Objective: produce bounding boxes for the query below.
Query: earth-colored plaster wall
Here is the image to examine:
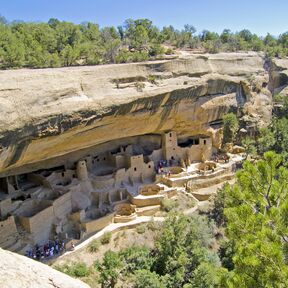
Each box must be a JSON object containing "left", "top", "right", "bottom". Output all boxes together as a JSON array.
[
  {"left": 0, "top": 216, "right": 17, "bottom": 247},
  {"left": 0, "top": 198, "right": 13, "bottom": 218},
  {"left": 177, "top": 137, "right": 212, "bottom": 163},
  {"left": 126, "top": 155, "right": 155, "bottom": 183},
  {"left": 81, "top": 212, "right": 114, "bottom": 234},
  {"left": 129, "top": 195, "right": 164, "bottom": 207},
  {"left": 53, "top": 192, "right": 72, "bottom": 220},
  {"left": 19, "top": 205, "right": 54, "bottom": 244},
  {"left": 136, "top": 205, "right": 161, "bottom": 216}
]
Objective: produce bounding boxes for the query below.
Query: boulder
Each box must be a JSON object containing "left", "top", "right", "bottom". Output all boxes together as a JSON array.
[
  {"left": 232, "top": 145, "right": 246, "bottom": 154},
  {"left": 222, "top": 143, "right": 233, "bottom": 153},
  {"left": 0, "top": 248, "right": 90, "bottom": 288}
]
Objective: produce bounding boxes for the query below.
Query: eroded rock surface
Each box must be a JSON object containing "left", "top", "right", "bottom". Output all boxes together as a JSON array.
[
  {"left": 269, "top": 57, "right": 288, "bottom": 96},
  {"left": 0, "top": 52, "right": 274, "bottom": 176},
  {"left": 0, "top": 248, "right": 90, "bottom": 288}
]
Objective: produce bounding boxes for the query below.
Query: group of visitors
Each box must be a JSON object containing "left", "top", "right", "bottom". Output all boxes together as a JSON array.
[
  {"left": 25, "top": 239, "right": 66, "bottom": 261},
  {"left": 156, "top": 159, "right": 176, "bottom": 175},
  {"left": 213, "top": 154, "right": 230, "bottom": 163}
]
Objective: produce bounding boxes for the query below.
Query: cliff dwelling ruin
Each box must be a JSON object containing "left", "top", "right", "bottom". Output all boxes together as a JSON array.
[
  {"left": 0, "top": 51, "right": 282, "bottom": 256},
  {"left": 0, "top": 131, "right": 241, "bottom": 253}
]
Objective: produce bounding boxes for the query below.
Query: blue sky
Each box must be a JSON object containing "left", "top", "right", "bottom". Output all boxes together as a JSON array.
[{"left": 1, "top": 0, "right": 288, "bottom": 36}]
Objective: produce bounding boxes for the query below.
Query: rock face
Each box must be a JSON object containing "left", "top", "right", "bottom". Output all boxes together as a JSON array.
[
  {"left": 269, "top": 57, "right": 288, "bottom": 96},
  {"left": 0, "top": 248, "right": 90, "bottom": 288},
  {"left": 0, "top": 52, "right": 273, "bottom": 176}
]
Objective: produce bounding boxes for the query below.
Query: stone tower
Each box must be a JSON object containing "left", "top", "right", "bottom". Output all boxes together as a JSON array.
[
  {"left": 76, "top": 160, "right": 88, "bottom": 181},
  {"left": 162, "top": 131, "right": 178, "bottom": 161}
]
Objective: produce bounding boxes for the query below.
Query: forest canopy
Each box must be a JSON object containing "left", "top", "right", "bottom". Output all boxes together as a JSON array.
[{"left": 0, "top": 16, "right": 287, "bottom": 69}]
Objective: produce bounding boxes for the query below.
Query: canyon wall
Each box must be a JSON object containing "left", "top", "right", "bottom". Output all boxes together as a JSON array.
[
  {"left": 269, "top": 57, "right": 288, "bottom": 96},
  {"left": 0, "top": 52, "right": 282, "bottom": 176}
]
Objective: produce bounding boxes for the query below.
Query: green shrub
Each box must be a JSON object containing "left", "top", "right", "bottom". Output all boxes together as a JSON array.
[
  {"left": 133, "top": 269, "right": 164, "bottom": 288},
  {"left": 87, "top": 239, "right": 100, "bottom": 253},
  {"left": 135, "top": 81, "right": 145, "bottom": 92},
  {"left": 96, "top": 250, "right": 122, "bottom": 287},
  {"left": 72, "top": 263, "right": 90, "bottom": 277},
  {"left": 147, "top": 220, "right": 158, "bottom": 231},
  {"left": 165, "top": 48, "right": 174, "bottom": 55},
  {"left": 120, "top": 246, "right": 152, "bottom": 273},
  {"left": 147, "top": 74, "right": 157, "bottom": 85},
  {"left": 149, "top": 43, "right": 165, "bottom": 57},
  {"left": 55, "top": 262, "right": 90, "bottom": 278},
  {"left": 131, "top": 51, "right": 149, "bottom": 62},
  {"left": 115, "top": 50, "right": 130, "bottom": 63},
  {"left": 100, "top": 231, "right": 112, "bottom": 244},
  {"left": 136, "top": 224, "right": 146, "bottom": 234},
  {"left": 223, "top": 112, "right": 239, "bottom": 144},
  {"left": 114, "top": 79, "right": 120, "bottom": 89},
  {"left": 241, "top": 137, "right": 257, "bottom": 156},
  {"left": 160, "top": 198, "right": 179, "bottom": 212},
  {"left": 115, "top": 50, "right": 149, "bottom": 64}
]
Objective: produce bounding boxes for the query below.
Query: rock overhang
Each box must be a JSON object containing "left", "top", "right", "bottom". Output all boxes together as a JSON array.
[{"left": 0, "top": 52, "right": 276, "bottom": 176}]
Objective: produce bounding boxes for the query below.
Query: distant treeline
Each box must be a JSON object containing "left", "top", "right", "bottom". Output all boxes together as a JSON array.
[{"left": 0, "top": 16, "right": 287, "bottom": 69}]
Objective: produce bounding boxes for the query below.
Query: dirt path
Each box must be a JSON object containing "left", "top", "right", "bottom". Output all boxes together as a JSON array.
[{"left": 64, "top": 216, "right": 164, "bottom": 255}]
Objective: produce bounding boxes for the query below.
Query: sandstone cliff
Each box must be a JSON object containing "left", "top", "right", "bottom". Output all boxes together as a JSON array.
[
  {"left": 0, "top": 248, "right": 90, "bottom": 288},
  {"left": 0, "top": 52, "right": 279, "bottom": 176},
  {"left": 269, "top": 57, "right": 288, "bottom": 96}
]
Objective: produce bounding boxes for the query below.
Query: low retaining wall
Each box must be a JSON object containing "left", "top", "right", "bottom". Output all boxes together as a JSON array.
[
  {"left": 161, "top": 188, "right": 177, "bottom": 198},
  {"left": 188, "top": 174, "right": 234, "bottom": 191},
  {"left": 191, "top": 193, "right": 212, "bottom": 201},
  {"left": 136, "top": 205, "right": 160, "bottom": 216},
  {"left": 114, "top": 213, "right": 137, "bottom": 223},
  {"left": 81, "top": 213, "right": 114, "bottom": 234},
  {"left": 129, "top": 194, "right": 164, "bottom": 207},
  {"left": 162, "top": 177, "right": 191, "bottom": 187}
]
